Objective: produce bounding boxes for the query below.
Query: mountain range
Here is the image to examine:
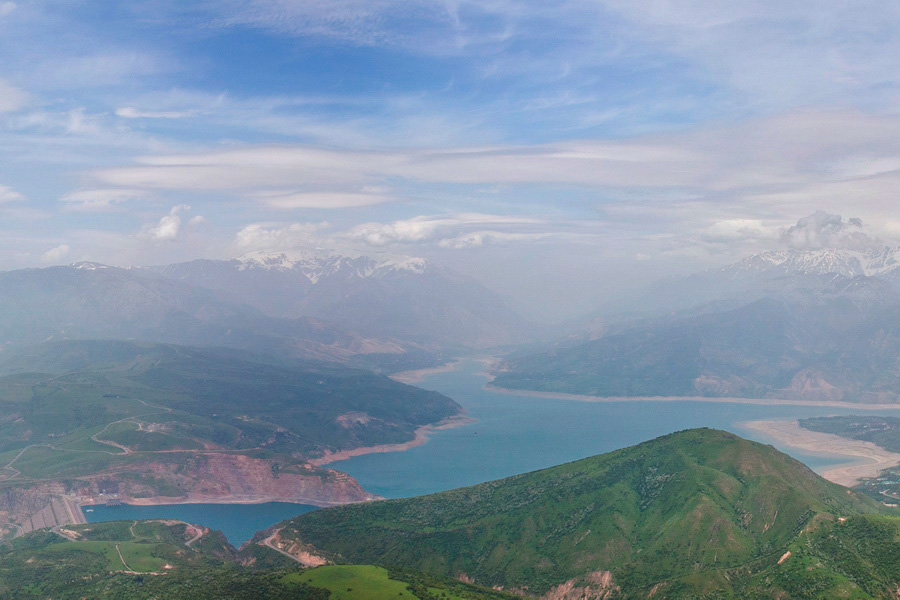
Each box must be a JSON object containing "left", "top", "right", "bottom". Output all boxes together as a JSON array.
[
  {"left": 0, "top": 248, "right": 529, "bottom": 368},
  {"left": 155, "top": 248, "right": 530, "bottom": 349},
  {"left": 496, "top": 247, "right": 900, "bottom": 402}
]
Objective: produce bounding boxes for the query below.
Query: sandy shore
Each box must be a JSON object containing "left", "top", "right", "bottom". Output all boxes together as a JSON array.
[
  {"left": 389, "top": 360, "right": 461, "bottom": 384},
  {"left": 307, "top": 414, "right": 476, "bottom": 467},
  {"left": 485, "top": 383, "right": 900, "bottom": 410},
  {"left": 741, "top": 419, "right": 900, "bottom": 486}
]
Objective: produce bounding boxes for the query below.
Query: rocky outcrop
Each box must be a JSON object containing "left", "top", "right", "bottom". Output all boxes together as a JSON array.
[
  {"left": 0, "top": 453, "right": 376, "bottom": 542},
  {"left": 542, "top": 571, "right": 619, "bottom": 600},
  {"left": 111, "top": 453, "right": 378, "bottom": 505}
]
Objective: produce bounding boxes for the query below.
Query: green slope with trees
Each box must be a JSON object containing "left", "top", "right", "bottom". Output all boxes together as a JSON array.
[
  {"left": 0, "top": 522, "right": 513, "bottom": 600},
  {"left": 269, "top": 428, "right": 898, "bottom": 599}
]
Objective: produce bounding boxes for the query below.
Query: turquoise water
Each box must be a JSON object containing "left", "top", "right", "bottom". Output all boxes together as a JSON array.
[
  {"left": 330, "top": 359, "right": 900, "bottom": 498},
  {"left": 84, "top": 502, "right": 317, "bottom": 547},
  {"left": 86, "top": 358, "right": 900, "bottom": 543}
]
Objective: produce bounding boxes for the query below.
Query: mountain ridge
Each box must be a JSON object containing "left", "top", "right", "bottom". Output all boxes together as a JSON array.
[{"left": 154, "top": 246, "right": 530, "bottom": 348}]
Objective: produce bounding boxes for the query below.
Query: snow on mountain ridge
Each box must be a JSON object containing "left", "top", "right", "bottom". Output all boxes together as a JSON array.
[
  {"left": 236, "top": 248, "right": 431, "bottom": 283},
  {"left": 720, "top": 247, "right": 900, "bottom": 278}
]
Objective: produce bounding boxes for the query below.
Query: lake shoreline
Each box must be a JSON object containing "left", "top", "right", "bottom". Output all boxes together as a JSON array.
[
  {"left": 484, "top": 383, "right": 900, "bottom": 410},
  {"left": 307, "top": 413, "right": 477, "bottom": 467},
  {"left": 740, "top": 419, "right": 900, "bottom": 486},
  {"left": 389, "top": 360, "right": 462, "bottom": 384},
  {"left": 103, "top": 495, "right": 359, "bottom": 509}
]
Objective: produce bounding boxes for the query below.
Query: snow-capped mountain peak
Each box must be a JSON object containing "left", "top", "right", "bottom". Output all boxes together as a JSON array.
[
  {"left": 235, "top": 248, "right": 431, "bottom": 283},
  {"left": 70, "top": 261, "right": 111, "bottom": 271},
  {"left": 720, "top": 247, "right": 900, "bottom": 279}
]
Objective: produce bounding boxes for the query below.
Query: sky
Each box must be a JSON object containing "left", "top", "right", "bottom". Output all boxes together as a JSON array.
[{"left": 3, "top": 1, "right": 900, "bottom": 317}]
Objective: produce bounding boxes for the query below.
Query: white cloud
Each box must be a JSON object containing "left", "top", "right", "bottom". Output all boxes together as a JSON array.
[
  {"left": 437, "top": 230, "right": 551, "bottom": 249},
  {"left": 700, "top": 219, "right": 774, "bottom": 244},
  {"left": 0, "top": 184, "right": 25, "bottom": 203},
  {"left": 89, "top": 109, "right": 900, "bottom": 206},
  {"left": 0, "top": 80, "right": 27, "bottom": 113},
  {"left": 41, "top": 244, "right": 70, "bottom": 263},
  {"left": 115, "top": 106, "right": 194, "bottom": 119},
  {"left": 347, "top": 218, "right": 440, "bottom": 246},
  {"left": 252, "top": 189, "right": 399, "bottom": 209},
  {"left": 0, "top": 2, "right": 15, "bottom": 17},
  {"left": 780, "top": 211, "right": 882, "bottom": 252},
  {"left": 345, "top": 213, "right": 556, "bottom": 248},
  {"left": 233, "top": 222, "right": 331, "bottom": 252},
  {"left": 229, "top": 213, "right": 558, "bottom": 253},
  {"left": 142, "top": 205, "right": 191, "bottom": 242},
  {"left": 59, "top": 188, "right": 149, "bottom": 212}
]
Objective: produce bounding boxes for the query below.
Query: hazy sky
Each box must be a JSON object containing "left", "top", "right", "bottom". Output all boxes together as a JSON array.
[{"left": 3, "top": 1, "right": 900, "bottom": 316}]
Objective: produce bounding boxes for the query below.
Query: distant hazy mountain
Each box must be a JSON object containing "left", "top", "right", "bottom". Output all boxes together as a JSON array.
[
  {"left": 0, "top": 262, "right": 404, "bottom": 362},
  {"left": 0, "top": 339, "right": 462, "bottom": 460},
  {"left": 264, "top": 429, "right": 893, "bottom": 599},
  {"left": 624, "top": 247, "right": 900, "bottom": 315},
  {"left": 498, "top": 248, "right": 900, "bottom": 402},
  {"left": 155, "top": 248, "right": 530, "bottom": 348}
]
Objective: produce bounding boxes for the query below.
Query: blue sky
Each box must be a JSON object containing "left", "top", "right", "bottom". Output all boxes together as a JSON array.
[{"left": 3, "top": 1, "right": 900, "bottom": 315}]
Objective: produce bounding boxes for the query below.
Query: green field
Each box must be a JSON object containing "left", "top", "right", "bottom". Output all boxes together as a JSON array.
[
  {"left": 283, "top": 565, "right": 510, "bottom": 600},
  {"left": 287, "top": 565, "right": 416, "bottom": 600}
]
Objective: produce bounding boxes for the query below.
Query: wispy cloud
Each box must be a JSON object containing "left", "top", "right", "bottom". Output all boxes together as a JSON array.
[
  {"left": 84, "top": 109, "right": 900, "bottom": 224},
  {"left": 0, "top": 184, "right": 25, "bottom": 203},
  {"left": 0, "top": 79, "right": 27, "bottom": 112},
  {"left": 230, "top": 213, "right": 579, "bottom": 254},
  {"left": 59, "top": 188, "right": 150, "bottom": 212},
  {"left": 251, "top": 188, "right": 399, "bottom": 209},
  {"left": 41, "top": 243, "right": 70, "bottom": 263},
  {"left": 115, "top": 107, "right": 194, "bottom": 119}
]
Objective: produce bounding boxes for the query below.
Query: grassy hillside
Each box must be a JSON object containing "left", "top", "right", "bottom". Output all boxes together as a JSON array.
[
  {"left": 0, "top": 341, "right": 461, "bottom": 532},
  {"left": 0, "top": 524, "right": 514, "bottom": 600},
  {"left": 0, "top": 340, "right": 461, "bottom": 468},
  {"left": 269, "top": 428, "right": 896, "bottom": 598}
]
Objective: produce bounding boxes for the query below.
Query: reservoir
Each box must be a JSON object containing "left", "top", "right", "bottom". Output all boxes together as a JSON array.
[
  {"left": 84, "top": 502, "right": 318, "bottom": 547},
  {"left": 330, "top": 359, "right": 900, "bottom": 498},
  {"left": 88, "top": 358, "right": 900, "bottom": 543}
]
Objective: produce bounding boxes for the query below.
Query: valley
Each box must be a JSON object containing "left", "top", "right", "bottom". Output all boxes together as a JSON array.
[{"left": 8, "top": 3, "right": 900, "bottom": 595}]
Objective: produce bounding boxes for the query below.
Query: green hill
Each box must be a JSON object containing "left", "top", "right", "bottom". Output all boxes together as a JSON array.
[
  {"left": 0, "top": 340, "right": 462, "bottom": 534},
  {"left": 0, "top": 340, "right": 460, "bottom": 466},
  {"left": 0, "top": 523, "right": 514, "bottom": 600},
  {"left": 263, "top": 428, "right": 897, "bottom": 599}
]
